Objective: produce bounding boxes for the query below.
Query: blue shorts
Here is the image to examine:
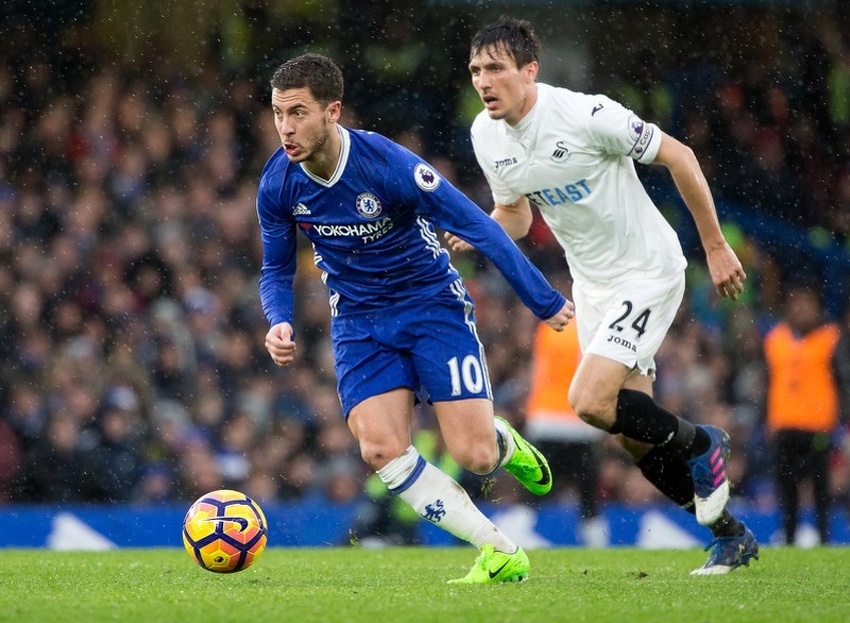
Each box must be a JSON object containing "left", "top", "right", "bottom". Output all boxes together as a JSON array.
[{"left": 332, "top": 280, "right": 493, "bottom": 418}]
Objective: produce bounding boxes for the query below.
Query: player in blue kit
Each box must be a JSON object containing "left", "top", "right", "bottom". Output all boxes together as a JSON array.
[{"left": 256, "top": 53, "right": 574, "bottom": 583}]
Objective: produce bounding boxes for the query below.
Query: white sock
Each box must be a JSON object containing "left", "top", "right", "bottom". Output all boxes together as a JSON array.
[
  {"left": 493, "top": 418, "right": 516, "bottom": 469},
  {"left": 377, "top": 446, "right": 516, "bottom": 552}
]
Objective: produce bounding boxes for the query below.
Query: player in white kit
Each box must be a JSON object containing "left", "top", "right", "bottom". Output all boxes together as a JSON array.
[{"left": 448, "top": 17, "right": 759, "bottom": 574}]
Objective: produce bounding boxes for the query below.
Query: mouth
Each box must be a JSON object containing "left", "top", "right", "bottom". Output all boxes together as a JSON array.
[
  {"left": 283, "top": 142, "right": 300, "bottom": 157},
  {"left": 482, "top": 94, "right": 498, "bottom": 109}
]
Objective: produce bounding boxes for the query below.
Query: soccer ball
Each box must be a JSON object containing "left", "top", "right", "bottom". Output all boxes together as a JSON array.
[{"left": 182, "top": 489, "right": 268, "bottom": 573}]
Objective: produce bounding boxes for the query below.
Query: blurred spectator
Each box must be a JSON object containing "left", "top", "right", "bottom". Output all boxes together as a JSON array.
[
  {"left": 176, "top": 436, "right": 226, "bottom": 502},
  {"left": 0, "top": 418, "right": 21, "bottom": 503},
  {"left": 4, "top": 376, "right": 49, "bottom": 453},
  {"left": 214, "top": 411, "right": 257, "bottom": 489},
  {"left": 85, "top": 385, "right": 148, "bottom": 502},
  {"left": 13, "top": 414, "right": 96, "bottom": 503},
  {"left": 763, "top": 281, "right": 841, "bottom": 545}
]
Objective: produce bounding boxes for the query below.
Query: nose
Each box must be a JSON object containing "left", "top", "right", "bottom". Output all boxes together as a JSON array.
[
  {"left": 277, "top": 116, "right": 294, "bottom": 137},
  {"left": 475, "top": 71, "right": 492, "bottom": 90}
]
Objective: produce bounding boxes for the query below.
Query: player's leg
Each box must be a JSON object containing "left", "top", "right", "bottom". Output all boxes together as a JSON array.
[
  {"left": 570, "top": 274, "right": 731, "bottom": 525},
  {"left": 335, "top": 306, "right": 520, "bottom": 579},
  {"left": 404, "top": 283, "right": 539, "bottom": 582},
  {"left": 569, "top": 353, "right": 757, "bottom": 568},
  {"left": 432, "top": 398, "right": 530, "bottom": 583},
  {"left": 405, "top": 279, "right": 551, "bottom": 497},
  {"left": 347, "top": 388, "right": 524, "bottom": 581},
  {"left": 568, "top": 353, "right": 711, "bottom": 466},
  {"left": 434, "top": 396, "right": 548, "bottom": 497},
  {"left": 431, "top": 397, "right": 500, "bottom": 475},
  {"left": 347, "top": 387, "right": 414, "bottom": 472},
  {"left": 627, "top": 439, "right": 759, "bottom": 573},
  {"left": 611, "top": 373, "right": 759, "bottom": 574},
  {"left": 348, "top": 389, "right": 498, "bottom": 543}
]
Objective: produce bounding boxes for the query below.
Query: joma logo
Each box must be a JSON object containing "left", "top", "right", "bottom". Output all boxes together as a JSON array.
[{"left": 607, "top": 335, "right": 637, "bottom": 352}]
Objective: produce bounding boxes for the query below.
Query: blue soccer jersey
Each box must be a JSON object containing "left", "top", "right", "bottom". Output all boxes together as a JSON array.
[{"left": 256, "top": 126, "right": 565, "bottom": 326}]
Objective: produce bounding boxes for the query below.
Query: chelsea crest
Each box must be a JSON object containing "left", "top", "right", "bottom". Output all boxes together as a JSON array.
[{"left": 355, "top": 192, "right": 382, "bottom": 219}]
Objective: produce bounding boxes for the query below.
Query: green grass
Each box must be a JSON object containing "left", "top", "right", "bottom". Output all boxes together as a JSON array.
[{"left": 1, "top": 547, "right": 848, "bottom": 623}]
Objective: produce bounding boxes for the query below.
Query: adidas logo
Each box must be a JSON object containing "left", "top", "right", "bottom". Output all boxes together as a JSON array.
[{"left": 292, "top": 203, "right": 311, "bottom": 216}]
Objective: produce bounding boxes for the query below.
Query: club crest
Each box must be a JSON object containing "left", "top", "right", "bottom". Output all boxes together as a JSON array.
[
  {"left": 355, "top": 192, "right": 382, "bottom": 218},
  {"left": 550, "top": 140, "right": 570, "bottom": 163}
]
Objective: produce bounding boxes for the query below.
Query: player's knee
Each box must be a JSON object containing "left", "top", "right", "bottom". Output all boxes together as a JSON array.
[
  {"left": 452, "top": 443, "right": 499, "bottom": 475},
  {"left": 358, "top": 440, "right": 408, "bottom": 472},
  {"left": 576, "top": 408, "right": 611, "bottom": 431},
  {"left": 570, "top": 388, "right": 616, "bottom": 431}
]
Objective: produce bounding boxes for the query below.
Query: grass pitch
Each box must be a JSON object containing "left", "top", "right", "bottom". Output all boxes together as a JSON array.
[{"left": 1, "top": 547, "right": 848, "bottom": 623}]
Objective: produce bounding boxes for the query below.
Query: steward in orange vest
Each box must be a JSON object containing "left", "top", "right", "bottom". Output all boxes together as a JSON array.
[
  {"left": 763, "top": 283, "right": 840, "bottom": 545},
  {"left": 764, "top": 322, "right": 840, "bottom": 434}
]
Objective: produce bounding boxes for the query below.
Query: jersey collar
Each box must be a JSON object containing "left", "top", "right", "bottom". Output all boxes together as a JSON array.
[{"left": 300, "top": 125, "right": 350, "bottom": 187}]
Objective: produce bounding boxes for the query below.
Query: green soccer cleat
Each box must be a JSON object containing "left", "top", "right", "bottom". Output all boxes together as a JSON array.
[
  {"left": 496, "top": 416, "right": 552, "bottom": 496},
  {"left": 448, "top": 544, "right": 529, "bottom": 584}
]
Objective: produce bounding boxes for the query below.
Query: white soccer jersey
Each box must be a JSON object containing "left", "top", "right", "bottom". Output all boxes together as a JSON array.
[{"left": 471, "top": 83, "right": 687, "bottom": 288}]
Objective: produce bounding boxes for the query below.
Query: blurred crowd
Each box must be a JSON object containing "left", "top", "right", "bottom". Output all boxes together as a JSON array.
[{"left": 1, "top": 2, "right": 850, "bottom": 537}]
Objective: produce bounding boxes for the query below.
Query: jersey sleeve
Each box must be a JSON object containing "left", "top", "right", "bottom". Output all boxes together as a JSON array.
[
  {"left": 584, "top": 95, "right": 662, "bottom": 165},
  {"left": 396, "top": 148, "right": 566, "bottom": 320},
  {"left": 256, "top": 172, "right": 297, "bottom": 328}
]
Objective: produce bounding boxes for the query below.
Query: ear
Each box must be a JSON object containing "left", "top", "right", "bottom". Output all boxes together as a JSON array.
[
  {"left": 524, "top": 61, "right": 539, "bottom": 84},
  {"left": 326, "top": 100, "right": 342, "bottom": 123}
]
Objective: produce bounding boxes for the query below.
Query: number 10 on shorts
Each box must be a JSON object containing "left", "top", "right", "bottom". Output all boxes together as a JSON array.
[{"left": 447, "top": 355, "right": 485, "bottom": 396}]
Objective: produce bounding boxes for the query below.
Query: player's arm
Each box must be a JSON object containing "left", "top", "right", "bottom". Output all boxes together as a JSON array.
[
  {"left": 448, "top": 197, "right": 574, "bottom": 329},
  {"left": 444, "top": 196, "right": 533, "bottom": 252},
  {"left": 256, "top": 177, "right": 299, "bottom": 362},
  {"left": 445, "top": 125, "right": 532, "bottom": 251},
  {"left": 258, "top": 235, "right": 299, "bottom": 365},
  {"left": 492, "top": 196, "right": 534, "bottom": 239},
  {"left": 653, "top": 131, "right": 746, "bottom": 300},
  {"left": 413, "top": 165, "right": 571, "bottom": 325}
]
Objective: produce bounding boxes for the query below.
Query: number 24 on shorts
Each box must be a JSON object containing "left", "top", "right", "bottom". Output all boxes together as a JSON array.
[{"left": 609, "top": 299, "right": 651, "bottom": 337}]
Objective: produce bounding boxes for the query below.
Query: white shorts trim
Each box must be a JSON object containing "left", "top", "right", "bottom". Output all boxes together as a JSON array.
[{"left": 574, "top": 272, "right": 686, "bottom": 375}]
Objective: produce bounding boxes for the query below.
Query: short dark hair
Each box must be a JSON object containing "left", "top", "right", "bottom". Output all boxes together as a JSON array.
[
  {"left": 270, "top": 53, "right": 344, "bottom": 107},
  {"left": 470, "top": 16, "right": 540, "bottom": 68}
]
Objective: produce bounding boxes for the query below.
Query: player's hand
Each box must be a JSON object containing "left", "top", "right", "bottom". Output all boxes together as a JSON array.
[
  {"left": 265, "top": 322, "right": 296, "bottom": 366},
  {"left": 444, "top": 231, "right": 474, "bottom": 253},
  {"left": 543, "top": 299, "right": 575, "bottom": 332},
  {"left": 706, "top": 241, "right": 747, "bottom": 301}
]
